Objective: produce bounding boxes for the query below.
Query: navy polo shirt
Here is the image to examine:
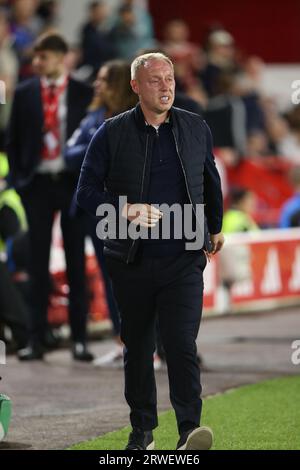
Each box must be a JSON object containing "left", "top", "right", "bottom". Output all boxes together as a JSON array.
[{"left": 141, "top": 121, "right": 193, "bottom": 257}]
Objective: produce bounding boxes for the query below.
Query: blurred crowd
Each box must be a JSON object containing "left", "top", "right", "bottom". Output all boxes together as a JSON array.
[
  {"left": 0, "top": 0, "right": 299, "bottom": 360},
  {"left": 1, "top": 0, "right": 300, "bottom": 164}
]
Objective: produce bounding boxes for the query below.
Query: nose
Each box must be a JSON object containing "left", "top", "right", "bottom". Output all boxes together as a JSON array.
[
  {"left": 32, "top": 56, "right": 40, "bottom": 67},
  {"left": 160, "top": 79, "right": 169, "bottom": 91}
]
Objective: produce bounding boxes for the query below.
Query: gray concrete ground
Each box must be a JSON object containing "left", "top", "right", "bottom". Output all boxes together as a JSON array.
[{"left": 0, "top": 307, "right": 299, "bottom": 450}]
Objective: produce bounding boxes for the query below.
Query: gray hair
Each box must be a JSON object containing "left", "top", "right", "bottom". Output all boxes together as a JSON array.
[{"left": 131, "top": 53, "right": 174, "bottom": 80}]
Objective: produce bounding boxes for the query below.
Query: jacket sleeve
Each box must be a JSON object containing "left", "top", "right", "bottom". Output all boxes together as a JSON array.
[
  {"left": 203, "top": 122, "right": 223, "bottom": 234},
  {"left": 6, "top": 87, "right": 20, "bottom": 186},
  {"left": 279, "top": 201, "right": 294, "bottom": 228},
  {"left": 76, "top": 122, "right": 122, "bottom": 219},
  {"left": 64, "top": 116, "right": 92, "bottom": 172}
]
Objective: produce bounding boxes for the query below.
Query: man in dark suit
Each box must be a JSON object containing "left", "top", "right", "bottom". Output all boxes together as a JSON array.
[
  {"left": 77, "top": 53, "right": 224, "bottom": 450},
  {"left": 7, "top": 32, "right": 94, "bottom": 361}
]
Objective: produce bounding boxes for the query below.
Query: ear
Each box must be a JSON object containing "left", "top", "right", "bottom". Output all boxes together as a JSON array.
[{"left": 130, "top": 79, "right": 139, "bottom": 95}]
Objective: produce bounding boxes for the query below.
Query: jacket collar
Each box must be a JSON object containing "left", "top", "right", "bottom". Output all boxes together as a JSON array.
[{"left": 133, "top": 102, "right": 174, "bottom": 132}]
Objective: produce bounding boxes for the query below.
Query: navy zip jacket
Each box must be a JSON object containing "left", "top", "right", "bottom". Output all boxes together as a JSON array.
[{"left": 77, "top": 104, "right": 223, "bottom": 263}]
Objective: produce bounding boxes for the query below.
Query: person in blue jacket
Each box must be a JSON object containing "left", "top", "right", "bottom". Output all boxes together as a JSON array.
[
  {"left": 65, "top": 60, "right": 138, "bottom": 366},
  {"left": 279, "top": 166, "right": 300, "bottom": 228}
]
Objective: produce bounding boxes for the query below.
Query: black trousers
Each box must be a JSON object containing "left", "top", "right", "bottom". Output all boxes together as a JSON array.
[
  {"left": 105, "top": 249, "right": 207, "bottom": 432},
  {"left": 20, "top": 172, "right": 88, "bottom": 344}
]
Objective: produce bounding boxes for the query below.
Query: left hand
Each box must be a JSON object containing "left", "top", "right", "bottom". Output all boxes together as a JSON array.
[{"left": 210, "top": 232, "right": 225, "bottom": 255}]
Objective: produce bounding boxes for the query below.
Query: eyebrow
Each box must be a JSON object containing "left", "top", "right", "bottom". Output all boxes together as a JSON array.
[{"left": 149, "top": 74, "right": 174, "bottom": 79}]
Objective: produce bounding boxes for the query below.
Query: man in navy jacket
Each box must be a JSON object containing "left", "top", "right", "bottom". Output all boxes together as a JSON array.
[
  {"left": 7, "top": 33, "right": 94, "bottom": 362},
  {"left": 77, "top": 53, "right": 224, "bottom": 450}
]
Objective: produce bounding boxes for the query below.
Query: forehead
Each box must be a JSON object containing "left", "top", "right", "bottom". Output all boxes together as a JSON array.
[
  {"left": 140, "top": 59, "right": 174, "bottom": 77},
  {"left": 98, "top": 65, "right": 108, "bottom": 76},
  {"left": 34, "top": 50, "right": 61, "bottom": 58}
]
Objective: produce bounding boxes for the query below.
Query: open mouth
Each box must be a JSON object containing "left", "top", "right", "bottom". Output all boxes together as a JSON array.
[{"left": 160, "top": 96, "right": 171, "bottom": 104}]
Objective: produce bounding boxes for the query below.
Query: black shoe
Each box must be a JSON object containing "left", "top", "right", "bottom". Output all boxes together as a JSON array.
[
  {"left": 42, "top": 328, "right": 61, "bottom": 351},
  {"left": 176, "top": 426, "right": 213, "bottom": 450},
  {"left": 17, "top": 344, "right": 44, "bottom": 361},
  {"left": 72, "top": 343, "right": 94, "bottom": 362},
  {"left": 125, "top": 428, "right": 155, "bottom": 450}
]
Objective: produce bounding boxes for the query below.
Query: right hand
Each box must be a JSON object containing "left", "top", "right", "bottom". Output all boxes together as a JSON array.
[{"left": 122, "top": 203, "right": 163, "bottom": 228}]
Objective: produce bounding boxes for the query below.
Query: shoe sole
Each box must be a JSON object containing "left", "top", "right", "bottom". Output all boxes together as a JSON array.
[
  {"left": 18, "top": 354, "right": 44, "bottom": 361},
  {"left": 146, "top": 440, "right": 155, "bottom": 450},
  {"left": 177, "top": 427, "right": 213, "bottom": 450}
]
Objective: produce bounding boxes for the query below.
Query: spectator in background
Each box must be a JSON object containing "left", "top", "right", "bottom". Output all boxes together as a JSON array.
[
  {"left": 204, "top": 71, "right": 247, "bottom": 156},
  {"left": 201, "top": 29, "right": 237, "bottom": 97},
  {"left": 107, "top": 0, "right": 155, "bottom": 52},
  {"left": 108, "top": 4, "right": 139, "bottom": 60},
  {"left": 65, "top": 60, "right": 138, "bottom": 171},
  {"left": 7, "top": 32, "right": 94, "bottom": 362},
  {"left": 0, "top": 153, "right": 27, "bottom": 261},
  {"left": 245, "top": 130, "right": 270, "bottom": 158},
  {"left": 10, "top": 0, "right": 43, "bottom": 80},
  {"left": 220, "top": 187, "right": 258, "bottom": 314},
  {"left": 0, "top": 151, "right": 29, "bottom": 351},
  {"left": 236, "top": 56, "right": 266, "bottom": 136},
  {"left": 80, "top": 1, "right": 116, "bottom": 81},
  {"left": 120, "top": 0, "right": 154, "bottom": 50},
  {"left": 276, "top": 106, "right": 300, "bottom": 164},
  {"left": 263, "top": 97, "right": 290, "bottom": 156},
  {"left": 222, "top": 187, "right": 259, "bottom": 233},
  {"left": 162, "top": 19, "right": 206, "bottom": 106},
  {"left": 36, "top": 0, "right": 59, "bottom": 30},
  {"left": 0, "top": 0, "right": 9, "bottom": 12},
  {"left": 232, "top": 56, "right": 270, "bottom": 158},
  {"left": 0, "top": 8, "right": 18, "bottom": 148},
  {"left": 279, "top": 166, "right": 300, "bottom": 228},
  {"left": 0, "top": 260, "right": 29, "bottom": 350},
  {"left": 237, "top": 56, "right": 264, "bottom": 95}
]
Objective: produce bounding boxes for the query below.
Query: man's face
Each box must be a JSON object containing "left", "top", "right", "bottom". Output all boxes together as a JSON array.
[
  {"left": 32, "top": 50, "right": 65, "bottom": 78},
  {"left": 91, "top": 4, "right": 107, "bottom": 25},
  {"left": 131, "top": 59, "right": 175, "bottom": 115}
]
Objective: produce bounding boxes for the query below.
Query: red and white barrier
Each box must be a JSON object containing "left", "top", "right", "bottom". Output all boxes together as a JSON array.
[{"left": 204, "top": 228, "right": 300, "bottom": 315}]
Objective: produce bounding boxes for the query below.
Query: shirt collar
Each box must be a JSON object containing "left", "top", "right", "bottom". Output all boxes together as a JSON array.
[
  {"left": 134, "top": 103, "right": 173, "bottom": 132},
  {"left": 145, "top": 114, "right": 171, "bottom": 128},
  {"left": 41, "top": 74, "right": 68, "bottom": 89}
]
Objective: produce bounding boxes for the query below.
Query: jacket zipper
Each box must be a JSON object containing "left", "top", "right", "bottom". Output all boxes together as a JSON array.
[
  {"left": 155, "top": 127, "right": 162, "bottom": 162},
  {"left": 126, "top": 133, "right": 150, "bottom": 263},
  {"left": 171, "top": 128, "right": 209, "bottom": 254}
]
